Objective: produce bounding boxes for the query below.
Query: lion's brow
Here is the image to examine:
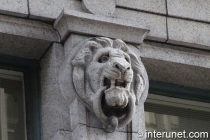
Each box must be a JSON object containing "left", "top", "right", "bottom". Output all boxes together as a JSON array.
[{"left": 111, "top": 50, "right": 124, "bottom": 57}]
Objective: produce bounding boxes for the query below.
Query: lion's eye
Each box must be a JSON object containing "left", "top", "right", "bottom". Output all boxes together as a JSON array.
[{"left": 98, "top": 54, "right": 109, "bottom": 63}]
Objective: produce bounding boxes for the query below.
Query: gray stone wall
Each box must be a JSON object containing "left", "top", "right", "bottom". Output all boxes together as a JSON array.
[
  {"left": 1, "top": 0, "right": 210, "bottom": 56},
  {"left": 0, "top": 0, "right": 210, "bottom": 140}
]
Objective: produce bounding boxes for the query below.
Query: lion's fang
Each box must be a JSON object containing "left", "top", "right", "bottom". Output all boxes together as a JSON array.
[{"left": 111, "top": 79, "right": 115, "bottom": 87}]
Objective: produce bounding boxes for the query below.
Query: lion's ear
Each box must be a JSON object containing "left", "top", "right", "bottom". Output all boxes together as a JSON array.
[
  {"left": 72, "top": 41, "right": 98, "bottom": 66},
  {"left": 134, "top": 74, "right": 146, "bottom": 105}
]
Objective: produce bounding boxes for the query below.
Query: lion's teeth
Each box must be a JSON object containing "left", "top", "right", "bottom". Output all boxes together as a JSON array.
[
  {"left": 111, "top": 79, "right": 115, "bottom": 87},
  {"left": 125, "top": 82, "right": 128, "bottom": 88}
]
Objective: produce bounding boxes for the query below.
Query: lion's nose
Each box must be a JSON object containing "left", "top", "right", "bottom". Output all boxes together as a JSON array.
[{"left": 113, "top": 61, "right": 130, "bottom": 73}]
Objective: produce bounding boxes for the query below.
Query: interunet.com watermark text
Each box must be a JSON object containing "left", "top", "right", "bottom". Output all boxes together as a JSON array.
[{"left": 137, "top": 130, "right": 209, "bottom": 139}]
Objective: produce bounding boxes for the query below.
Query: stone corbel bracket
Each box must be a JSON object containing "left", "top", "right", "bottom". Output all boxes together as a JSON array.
[{"left": 54, "top": 10, "right": 150, "bottom": 45}]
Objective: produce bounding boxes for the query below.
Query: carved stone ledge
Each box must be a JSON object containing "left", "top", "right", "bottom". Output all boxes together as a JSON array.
[
  {"left": 0, "top": 15, "right": 60, "bottom": 59},
  {"left": 54, "top": 10, "right": 150, "bottom": 44}
]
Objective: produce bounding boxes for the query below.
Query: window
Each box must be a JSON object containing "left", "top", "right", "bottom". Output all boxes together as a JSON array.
[
  {"left": 0, "top": 55, "right": 41, "bottom": 140},
  {"left": 0, "top": 69, "right": 26, "bottom": 140},
  {"left": 145, "top": 94, "right": 210, "bottom": 140}
]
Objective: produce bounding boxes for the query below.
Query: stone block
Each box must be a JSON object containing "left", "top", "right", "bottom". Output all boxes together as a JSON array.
[
  {"left": 132, "top": 103, "right": 146, "bottom": 133},
  {"left": 142, "top": 58, "right": 210, "bottom": 90},
  {"left": 51, "top": 102, "right": 144, "bottom": 139},
  {"left": 0, "top": 15, "right": 59, "bottom": 42},
  {"left": 40, "top": 43, "right": 64, "bottom": 88},
  {"left": 141, "top": 41, "right": 210, "bottom": 68},
  {"left": 40, "top": 66, "right": 61, "bottom": 86},
  {"left": 167, "top": 17, "right": 210, "bottom": 50},
  {"left": 132, "top": 132, "right": 145, "bottom": 140},
  {"left": 0, "top": 15, "right": 59, "bottom": 59},
  {"left": 42, "top": 101, "right": 70, "bottom": 140},
  {"left": 29, "top": 0, "right": 84, "bottom": 21},
  {"left": 59, "top": 35, "right": 86, "bottom": 105},
  {"left": 116, "top": 0, "right": 166, "bottom": 14},
  {"left": 0, "top": 33, "right": 51, "bottom": 59},
  {"left": 51, "top": 130, "right": 72, "bottom": 140},
  {"left": 88, "top": 127, "right": 127, "bottom": 140},
  {"left": 54, "top": 10, "right": 150, "bottom": 44},
  {"left": 40, "top": 43, "right": 64, "bottom": 101},
  {"left": 40, "top": 43, "right": 64, "bottom": 69},
  {"left": 141, "top": 41, "right": 210, "bottom": 90},
  {"left": 167, "top": 0, "right": 210, "bottom": 22},
  {"left": 0, "top": 0, "right": 28, "bottom": 17},
  {"left": 86, "top": 111, "right": 128, "bottom": 132},
  {"left": 86, "top": 111, "right": 103, "bottom": 129},
  {"left": 82, "top": 0, "right": 116, "bottom": 16},
  {"left": 69, "top": 99, "right": 81, "bottom": 131},
  {"left": 40, "top": 43, "right": 71, "bottom": 140},
  {"left": 71, "top": 124, "right": 88, "bottom": 140},
  {"left": 64, "top": 34, "right": 89, "bottom": 57},
  {"left": 114, "top": 8, "right": 167, "bottom": 42}
]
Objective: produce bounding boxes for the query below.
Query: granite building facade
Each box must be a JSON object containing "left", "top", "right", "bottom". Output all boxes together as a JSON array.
[{"left": 0, "top": 0, "right": 209, "bottom": 140}]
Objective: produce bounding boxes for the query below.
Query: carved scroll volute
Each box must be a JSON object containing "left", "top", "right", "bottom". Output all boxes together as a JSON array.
[{"left": 59, "top": 37, "right": 149, "bottom": 132}]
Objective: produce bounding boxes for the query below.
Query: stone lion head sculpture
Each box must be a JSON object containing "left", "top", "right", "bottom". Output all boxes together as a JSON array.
[{"left": 59, "top": 37, "right": 148, "bottom": 132}]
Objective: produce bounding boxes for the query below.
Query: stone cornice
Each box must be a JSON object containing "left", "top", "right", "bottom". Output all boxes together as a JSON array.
[
  {"left": 54, "top": 10, "right": 150, "bottom": 44},
  {"left": 0, "top": 15, "right": 59, "bottom": 42},
  {"left": 0, "top": 15, "right": 60, "bottom": 59}
]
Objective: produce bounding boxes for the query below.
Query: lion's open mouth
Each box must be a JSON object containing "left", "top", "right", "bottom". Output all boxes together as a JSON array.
[
  {"left": 101, "top": 93, "right": 129, "bottom": 118},
  {"left": 103, "top": 77, "right": 128, "bottom": 89},
  {"left": 102, "top": 77, "right": 129, "bottom": 118}
]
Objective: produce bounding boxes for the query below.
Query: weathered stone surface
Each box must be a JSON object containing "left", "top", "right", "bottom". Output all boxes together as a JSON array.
[
  {"left": 40, "top": 44, "right": 64, "bottom": 69},
  {"left": 167, "top": 17, "right": 210, "bottom": 50},
  {"left": 40, "top": 43, "right": 71, "bottom": 140},
  {"left": 141, "top": 41, "right": 210, "bottom": 90},
  {"left": 114, "top": 8, "right": 167, "bottom": 42},
  {"left": 143, "top": 58, "right": 210, "bottom": 90},
  {"left": 54, "top": 10, "right": 150, "bottom": 44},
  {"left": 0, "top": 15, "right": 59, "bottom": 59},
  {"left": 116, "top": 0, "right": 166, "bottom": 14},
  {"left": 71, "top": 124, "right": 88, "bottom": 140},
  {"left": 0, "top": 33, "right": 50, "bottom": 59},
  {"left": 132, "top": 132, "right": 144, "bottom": 140},
  {"left": 86, "top": 102, "right": 128, "bottom": 132},
  {"left": 52, "top": 124, "right": 129, "bottom": 140},
  {"left": 82, "top": 0, "right": 116, "bottom": 16},
  {"left": 167, "top": 0, "right": 210, "bottom": 22},
  {"left": 64, "top": 34, "right": 89, "bottom": 57},
  {"left": 51, "top": 130, "right": 72, "bottom": 140},
  {"left": 87, "top": 126, "right": 127, "bottom": 140},
  {"left": 0, "top": 15, "right": 59, "bottom": 42},
  {"left": 69, "top": 99, "right": 80, "bottom": 131},
  {"left": 0, "top": 0, "right": 28, "bottom": 17},
  {"left": 29, "top": 0, "right": 84, "bottom": 21},
  {"left": 141, "top": 41, "right": 210, "bottom": 68},
  {"left": 132, "top": 103, "right": 146, "bottom": 133},
  {"left": 51, "top": 122, "right": 136, "bottom": 139}
]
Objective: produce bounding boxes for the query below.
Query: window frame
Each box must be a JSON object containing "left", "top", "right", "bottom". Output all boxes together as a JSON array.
[
  {"left": 149, "top": 80, "right": 210, "bottom": 103},
  {"left": 146, "top": 82, "right": 210, "bottom": 138},
  {"left": 0, "top": 54, "right": 41, "bottom": 140}
]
